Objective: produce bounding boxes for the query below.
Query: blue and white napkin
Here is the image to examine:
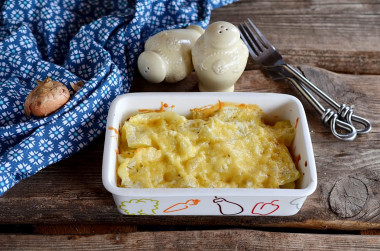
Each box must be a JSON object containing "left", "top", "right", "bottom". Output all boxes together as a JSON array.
[{"left": 0, "top": 0, "right": 236, "bottom": 195}]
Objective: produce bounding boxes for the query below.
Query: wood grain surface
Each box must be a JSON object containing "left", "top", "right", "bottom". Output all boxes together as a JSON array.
[
  {"left": 2, "top": 229, "right": 380, "bottom": 250},
  {"left": 210, "top": 0, "right": 380, "bottom": 75},
  {"left": 1, "top": 0, "right": 380, "bottom": 249},
  {"left": 1, "top": 67, "right": 378, "bottom": 231}
]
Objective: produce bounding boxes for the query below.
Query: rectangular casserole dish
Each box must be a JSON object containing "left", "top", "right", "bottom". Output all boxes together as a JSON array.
[{"left": 102, "top": 92, "right": 317, "bottom": 216}]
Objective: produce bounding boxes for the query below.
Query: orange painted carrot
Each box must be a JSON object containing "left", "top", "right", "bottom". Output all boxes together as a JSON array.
[{"left": 163, "top": 199, "right": 201, "bottom": 213}]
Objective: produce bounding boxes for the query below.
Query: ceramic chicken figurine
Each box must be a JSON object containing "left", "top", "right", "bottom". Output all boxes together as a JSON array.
[
  {"left": 138, "top": 25, "right": 204, "bottom": 83},
  {"left": 192, "top": 21, "right": 249, "bottom": 92}
]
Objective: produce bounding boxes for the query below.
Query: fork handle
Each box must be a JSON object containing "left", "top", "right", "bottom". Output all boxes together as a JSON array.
[
  {"left": 282, "top": 64, "right": 371, "bottom": 135},
  {"left": 285, "top": 77, "right": 357, "bottom": 141}
]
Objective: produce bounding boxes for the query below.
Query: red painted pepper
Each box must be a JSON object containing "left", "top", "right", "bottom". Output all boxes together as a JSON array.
[{"left": 251, "top": 200, "right": 280, "bottom": 215}]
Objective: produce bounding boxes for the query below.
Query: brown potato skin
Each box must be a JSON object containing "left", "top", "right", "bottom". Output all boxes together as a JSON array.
[{"left": 24, "top": 78, "right": 70, "bottom": 117}]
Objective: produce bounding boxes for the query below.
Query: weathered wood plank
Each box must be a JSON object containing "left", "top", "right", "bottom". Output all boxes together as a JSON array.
[
  {"left": 1, "top": 229, "right": 380, "bottom": 250},
  {"left": 0, "top": 67, "right": 378, "bottom": 230},
  {"left": 1, "top": 0, "right": 379, "bottom": 232},
  {"left": 361, "top": 230, "right": 380, "bottom": 235},
  {"left": 33, "top": 224, "right": 137, "bottom": 235},
  {"left": 210, "top": 0, "right": 380, "bottom": 74}
]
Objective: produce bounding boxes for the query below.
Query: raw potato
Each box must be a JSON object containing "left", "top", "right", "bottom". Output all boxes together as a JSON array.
[
  {"left": 70, "top": 80, "right": 84, "bottom": 92},
  {"left": 24, "top": 77, "right": 70, "bottom": 118}
]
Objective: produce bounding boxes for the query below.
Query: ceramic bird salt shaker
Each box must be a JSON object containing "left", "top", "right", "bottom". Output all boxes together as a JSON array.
[
  {"left": 192, "top": 21, "right": 249, "bottom": 92},
  {"left": 138, "top": 25, "right": 204, "bottom": 83}
]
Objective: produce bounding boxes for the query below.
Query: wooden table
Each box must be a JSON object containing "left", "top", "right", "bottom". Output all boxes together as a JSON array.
[{"left": 1, "top": 0, "right": 380, "bottom": 249}]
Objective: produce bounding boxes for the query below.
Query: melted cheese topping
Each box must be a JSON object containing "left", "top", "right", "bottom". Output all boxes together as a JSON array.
[{"left": 117, "top": 102, "right": 299, "bottom": 189}]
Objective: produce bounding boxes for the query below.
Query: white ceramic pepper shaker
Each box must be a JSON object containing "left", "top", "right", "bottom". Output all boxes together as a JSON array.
[
  {"left": 192, "top": 21, "right": 248, "bottom": 92},
  {"left": 138, "top": 25, "right": 204, "bottom": 84}
]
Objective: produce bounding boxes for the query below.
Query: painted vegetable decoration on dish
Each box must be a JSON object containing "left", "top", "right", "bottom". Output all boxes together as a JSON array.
[
  {"left": 251, "top": 200, "right": 280, "bottom": 215},
  {"left": 24, "top": 77, "right": 70, "bottom": 118},
  {"left": 163, "top": 199, "right": 201, "bottom": 213},
  {"left": 138, "top": 25, "right": 204, "bottom": 83},
  {"left": 213, "top": 196, "right": 244, "bottom": 215}
]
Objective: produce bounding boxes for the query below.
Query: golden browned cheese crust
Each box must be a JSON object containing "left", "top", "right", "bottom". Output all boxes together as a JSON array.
[{"left": 117, "top": 102, "right": 299, "bottom": 189}]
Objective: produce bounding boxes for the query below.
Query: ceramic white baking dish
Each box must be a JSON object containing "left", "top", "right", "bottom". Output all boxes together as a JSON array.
[{"left": 102, "top": 92, "right": 317, "bottom": 216}]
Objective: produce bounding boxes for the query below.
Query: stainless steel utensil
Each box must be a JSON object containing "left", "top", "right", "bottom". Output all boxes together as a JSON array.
[{"left": 238, "top": 18, "right": 371, "bottom": 141}]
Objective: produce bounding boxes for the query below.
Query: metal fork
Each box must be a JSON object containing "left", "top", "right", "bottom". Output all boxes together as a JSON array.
[{"left": 239, "top": 18, "right": 371, "bottom": 141}]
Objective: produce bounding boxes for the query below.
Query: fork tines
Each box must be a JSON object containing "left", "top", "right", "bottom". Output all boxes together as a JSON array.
[{"left": 238, "top": 18, "right": 272, "bottom": 58}]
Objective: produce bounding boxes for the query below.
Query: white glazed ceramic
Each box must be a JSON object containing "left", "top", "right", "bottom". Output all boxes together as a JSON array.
[
  {"left": 138, "top": 25, "right": 204, "bottom": 83},
  {"left": 192, "top": 21, "right": 249, "bottom": 92},
  {"left": 102, "top": 92, "right": 317, "bottom": 216}
]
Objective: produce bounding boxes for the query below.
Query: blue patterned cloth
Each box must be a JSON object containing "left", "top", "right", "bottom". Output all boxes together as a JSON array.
[{"left": 0, "top": 0, "right": 236, "bottom": 195}]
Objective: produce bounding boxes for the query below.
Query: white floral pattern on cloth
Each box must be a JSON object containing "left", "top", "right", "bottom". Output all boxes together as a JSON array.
[{"left": 0, "top": 0, "right": 236, "bottom": 195}]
